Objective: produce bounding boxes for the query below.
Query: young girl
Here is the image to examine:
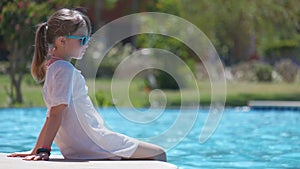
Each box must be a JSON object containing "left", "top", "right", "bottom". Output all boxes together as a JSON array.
[{"left": 8, "top": 8, "right": 166, "bottom": 162}]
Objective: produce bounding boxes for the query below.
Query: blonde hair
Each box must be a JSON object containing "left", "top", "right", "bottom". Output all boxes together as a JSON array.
[{"left": 31, "top": 8, "right": 91, "bottom": 82}]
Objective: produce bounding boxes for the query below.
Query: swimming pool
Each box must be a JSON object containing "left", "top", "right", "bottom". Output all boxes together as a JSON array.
[{"left": 0, "top": 107, "right": 299, "bottom": 169}]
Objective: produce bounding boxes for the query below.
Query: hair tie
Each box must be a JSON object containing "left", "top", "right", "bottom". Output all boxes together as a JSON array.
[{"left": 44, "top": 22, "right": 48, "bottom": 30}]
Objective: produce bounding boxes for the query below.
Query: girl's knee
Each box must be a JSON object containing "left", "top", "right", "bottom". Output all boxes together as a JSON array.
[
  {"left": 130, "top": 142, "right": 167, "bottom": 161},
  {"left": 154, "top": 146, "right": 167, "bottom": 162}
]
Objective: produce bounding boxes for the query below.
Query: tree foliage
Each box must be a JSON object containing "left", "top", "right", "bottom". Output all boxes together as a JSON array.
[
  {"left": 0, "top": 0, "right": 51, "bottom": 104},
  {"left": 1, "top": 0, "right": 300, "bottom": 105},
  {"left": 180, "top": 0, "right": 300, "bottom": 65},
  {"left": 134, "top": 0, "right": 196, "bottom": 89},
  {"left": 0, "top": 0, "right": 85, "bottom": 105}
]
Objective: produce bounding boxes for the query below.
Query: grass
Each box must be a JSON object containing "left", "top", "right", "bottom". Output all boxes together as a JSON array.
[
  {"left": 225, "top": 81, "right": 300, "bottom": 106},
  {"left": 0, "top": 74, "right": 300, "bottom": 108}
]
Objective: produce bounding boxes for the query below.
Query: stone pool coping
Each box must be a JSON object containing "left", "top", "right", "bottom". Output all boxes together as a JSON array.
[
  {"left": 248, "top": 100, "right": 300, "bottom": 110},
  {"left": 0, "top": 153, "right": 177, "bottom": 169}
]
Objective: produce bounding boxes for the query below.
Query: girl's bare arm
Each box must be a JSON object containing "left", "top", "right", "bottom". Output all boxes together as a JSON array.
[{"left": 8, "top": 104, "right": 67, "bottom": 160}]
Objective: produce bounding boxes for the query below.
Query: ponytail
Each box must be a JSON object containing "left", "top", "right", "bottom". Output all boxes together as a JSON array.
[{"left": 31, "top": 22, "right": 48, "bottom": 82}]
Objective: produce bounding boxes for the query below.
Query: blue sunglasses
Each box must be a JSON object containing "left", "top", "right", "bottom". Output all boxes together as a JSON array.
[{"left": 65, "top": 35, "right": 89, "bottom": 46}]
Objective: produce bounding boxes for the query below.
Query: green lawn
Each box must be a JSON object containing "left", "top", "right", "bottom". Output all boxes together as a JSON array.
[
  {"left": 225, "top": 81, "right": 300, "bottom": 106},
  {"left": 0, "top": 74, "right": 300, "bottom": 108}
]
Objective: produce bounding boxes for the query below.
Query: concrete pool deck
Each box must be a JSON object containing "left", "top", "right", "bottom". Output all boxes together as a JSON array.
[
  {"left": 0, "top": 153, "right": 177, "bottom": 169},
  {"left": 248, "top": 100, "right": 300, "bottom": 110}
]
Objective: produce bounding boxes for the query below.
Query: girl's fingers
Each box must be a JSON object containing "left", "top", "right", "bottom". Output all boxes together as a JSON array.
[
  {"left": 7, "top": 153, "right": 16, "bottom": 157},
  {"left": 8, "top": 152, "right": 49, "bottom": 161},
  {"left": 22, "top": 153, "right": 49, "bottom": 161},
  {"left": 23, "top": 155, "right": 36, "bottom": 160},
  {"left": 7, "top": 151, "right": 32, "bottom": 157},
  {"left": 34, "top": 156, "right": 41, "bottom": 161},
  {"left": 7, "top": 153, "right": 28, "bottom": 157}
]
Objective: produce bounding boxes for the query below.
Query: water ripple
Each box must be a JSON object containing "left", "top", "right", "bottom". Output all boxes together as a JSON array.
[{"left": 0, "top": 108, "right": 299, "bottom": 169}]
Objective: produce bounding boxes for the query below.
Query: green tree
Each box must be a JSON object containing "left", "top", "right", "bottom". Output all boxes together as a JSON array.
[
  {"left": 0, "top": 0, "right": 85, "bottom": 105},
  {"left": 134, "top": 0, "right": 197, "bottom": 89},
  {"left": 180, "top": 0, "right": 300, "bottom": 65},
  {"left": 0, "top": 0, "right": 119, "bottom": 105},
  {"left": 0, "top": 1, "right": 51, "bottom": 104}
]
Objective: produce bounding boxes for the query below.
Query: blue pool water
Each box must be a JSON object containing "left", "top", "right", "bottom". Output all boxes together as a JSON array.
[{"left": 0, "top": 107, "right": 299, "bottom": 169}]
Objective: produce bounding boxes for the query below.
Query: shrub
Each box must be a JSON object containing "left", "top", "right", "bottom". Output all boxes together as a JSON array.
[
  {"left": 275, "top": 59, "right": 298, "bottom": 83},
  {"left": 156, "top": 71, "right": 179, "bottom": 90},
  {"left": 254, "top": 63, "right": 273, "bottom": 82},
  {"left": 97, "top": 43, "right": 135, "bottom": 78},
  {"left": 136, "top": 34, "right": 196, "bottom": 90},
  {"left": 231, "top": 61, "right": 257, "bottom": 81},
  {"left": 231, "top": 61, "right": 273, "bottom": 82},
  {"left": 95, "top": 90, "right": 113, "bottom": 107}
]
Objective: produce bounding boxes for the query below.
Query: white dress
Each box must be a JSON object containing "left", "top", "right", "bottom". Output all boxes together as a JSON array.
[{"left": 43, "top": 60, "right": 138, "bottom": 159}]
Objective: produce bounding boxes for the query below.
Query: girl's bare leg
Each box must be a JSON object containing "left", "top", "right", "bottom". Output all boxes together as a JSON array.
[{"left": 128, "top": 141, "right": 167, "bottom": 162}]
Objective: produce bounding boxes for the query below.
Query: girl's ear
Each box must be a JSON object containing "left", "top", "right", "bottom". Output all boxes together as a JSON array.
[{"left": 56, "top": 36, "right": 66, "bottom": 47}]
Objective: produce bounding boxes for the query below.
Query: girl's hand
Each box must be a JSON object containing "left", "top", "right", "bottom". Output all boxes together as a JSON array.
[
  {"left": 7, "top": 151, "right": 49, "bottom": 161},
  {"left": 7, "top": 151, "right": 33, "bottom": 158},
  {"left": 23, "top": 152, "right": 49, "bottom": 161}
]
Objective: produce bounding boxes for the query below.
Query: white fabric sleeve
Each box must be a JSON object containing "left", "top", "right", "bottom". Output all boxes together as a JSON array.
[{"left": 48, "top": 62, "right": 74, "bottom": 107}]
